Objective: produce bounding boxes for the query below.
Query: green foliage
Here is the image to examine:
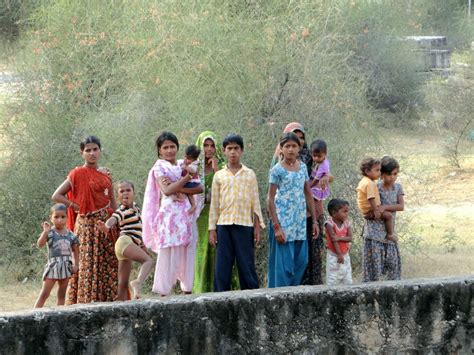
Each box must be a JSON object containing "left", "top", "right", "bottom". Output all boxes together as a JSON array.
[
  {"left": 1, "top": 0, "right": 473, "bottom": 281},
  {"left": 441, "top": 228, "right": 464, "bottom": 253},
  {"left": 423, "top": 51, "right": 474, "bottom": 169}
]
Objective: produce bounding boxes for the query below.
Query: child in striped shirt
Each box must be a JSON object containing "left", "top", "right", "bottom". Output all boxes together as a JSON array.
[{"left": 98, "top": 180, "right": 154, "bottom": 300}]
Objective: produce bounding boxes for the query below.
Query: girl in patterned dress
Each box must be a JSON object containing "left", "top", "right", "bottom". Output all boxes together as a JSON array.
[
  {"left": 267, "top": 132, "right": 318, "bottom": 287},
  {"left": 35, "top": 204, "right": 79, "bottom": 308},
  {"left": 362, "top": 157, "right": 404, "bottom": 281},
  {"left": 142, "top": 132, "right": 203, "bottom": 296}
]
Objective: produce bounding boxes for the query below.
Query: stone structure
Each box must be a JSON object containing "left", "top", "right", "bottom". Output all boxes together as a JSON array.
[
  {"left": 0, "top": 277, "right": 472, "bottom": 354},
  {"left": 405, "top": 36, "right": 451, "bottom": 71}
]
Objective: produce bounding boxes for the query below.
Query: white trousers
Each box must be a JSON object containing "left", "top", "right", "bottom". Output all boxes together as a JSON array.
[{"left": 326, "top": 251, "right": 352, "bottom": 286}]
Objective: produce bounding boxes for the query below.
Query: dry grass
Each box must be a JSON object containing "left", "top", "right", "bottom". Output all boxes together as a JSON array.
[{"left": 380, "top": 127, "right": 474, "bottom": 279}]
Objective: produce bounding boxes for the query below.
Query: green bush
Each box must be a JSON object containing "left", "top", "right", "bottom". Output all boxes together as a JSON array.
[{"left": 1, "top": 0, "right": 472, "bottom": 283}]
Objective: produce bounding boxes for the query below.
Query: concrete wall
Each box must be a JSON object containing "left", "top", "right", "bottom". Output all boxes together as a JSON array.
[{"left": 0, "top": 277, "right": 472, "bottom": 354}]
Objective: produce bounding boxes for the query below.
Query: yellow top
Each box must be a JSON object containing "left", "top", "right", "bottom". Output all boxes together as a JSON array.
[
  {"left": 356, "top": 176, "right": 381, "bottom": 214},
  {"left": 209, "top": 164, "right": 265, "bottom": 230}
]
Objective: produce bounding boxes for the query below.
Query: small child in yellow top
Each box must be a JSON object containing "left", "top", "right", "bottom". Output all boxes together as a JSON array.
[{"left": 356, "top": 158, "right": 396, "bottom": 242}]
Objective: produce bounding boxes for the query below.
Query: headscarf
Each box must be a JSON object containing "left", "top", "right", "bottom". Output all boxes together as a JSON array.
[
  {"left": 271, "top": 122, "right": 312, "bottom": 173},
  {"left": 195, "top": 131, "right": 225, "bottom": 186}
]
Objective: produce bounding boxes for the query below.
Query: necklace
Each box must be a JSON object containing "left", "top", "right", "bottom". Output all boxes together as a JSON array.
[{"left": 284, "top": 159, "right": 297, "bottom": 167}]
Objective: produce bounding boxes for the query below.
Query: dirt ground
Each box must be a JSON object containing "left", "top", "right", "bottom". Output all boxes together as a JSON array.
[{"left": 380, "top": 128, "right": 474, "bottom": 279}]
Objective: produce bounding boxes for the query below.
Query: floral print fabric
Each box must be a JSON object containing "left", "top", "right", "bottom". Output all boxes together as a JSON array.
[
  {"left": 269, "top": 162, "right": 309, "bottom": 242},
  {"left": 154, "top": 159, "right": 193, "bottom": 249}
]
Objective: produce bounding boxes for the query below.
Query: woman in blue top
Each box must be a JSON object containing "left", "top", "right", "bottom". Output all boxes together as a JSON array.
[{"left": 267, "top": 132, "right": 318, "bottom": 287}]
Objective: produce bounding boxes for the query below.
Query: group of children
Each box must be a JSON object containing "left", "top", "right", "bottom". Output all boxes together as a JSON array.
[{"left": 35, "top": 131, "right": 404, "bottom": 307}]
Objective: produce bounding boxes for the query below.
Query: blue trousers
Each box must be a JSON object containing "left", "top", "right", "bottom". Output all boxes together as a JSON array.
[
  {"left": 214, "top": 224, "right": 259, "bottom": 292},
  {"left": 267, "top": 221, "right": 308, "bottom": 288}
]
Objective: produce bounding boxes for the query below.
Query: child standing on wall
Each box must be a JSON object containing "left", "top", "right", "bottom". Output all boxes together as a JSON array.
[
  {"left": 35, "top": 203, "right": 79, "bottom": 308},
  {"left": 208, "top": 134, "right": 265, "bottom": 291},
  {"left": 98, "top": 181, "right": 154, "bottom": 300},
  {"left": 356, "top": 158, "right": 396, "bottom": 242},
  {"left": 325, "top": 199, "right": 353, "bottom": 285}
]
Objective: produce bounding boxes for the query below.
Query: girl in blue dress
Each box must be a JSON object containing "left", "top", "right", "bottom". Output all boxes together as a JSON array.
[{"left": 267, "top": 132, "right": 318, "bottom": 287}]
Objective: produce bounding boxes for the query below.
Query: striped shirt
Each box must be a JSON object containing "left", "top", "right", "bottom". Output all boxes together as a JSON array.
[
  {"left": 112, "top": 203, "right": 142, "bottom": 240},
  {"left": 209, "top": 164, "right": 265, "bottom": 230}
]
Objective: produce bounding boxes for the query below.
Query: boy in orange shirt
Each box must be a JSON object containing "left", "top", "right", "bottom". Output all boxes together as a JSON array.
[{"left": 356, "top": 158, "right": 396, "bottom": 242}]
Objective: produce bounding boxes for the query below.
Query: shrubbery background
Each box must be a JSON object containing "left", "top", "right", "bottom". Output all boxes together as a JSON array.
[{"left": 1, "top": 0, "right": 472, "bottom": 282}]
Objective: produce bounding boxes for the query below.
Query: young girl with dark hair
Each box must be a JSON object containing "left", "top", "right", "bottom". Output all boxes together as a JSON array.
[
  {"left": 361, "top": 157, "right": 404, "bottom": 282},
  {"left": 267, "top": 132, "right": 317, "bottom": 287},
  {"left": 142, "top": 131, "right": 203, "bottom": 296},
  {"left": 35, "top": 204, "right": 79, "bottom": 308}
]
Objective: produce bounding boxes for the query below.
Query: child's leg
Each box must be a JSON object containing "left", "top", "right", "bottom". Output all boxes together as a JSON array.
[
  {"left": 187, "top": 194, "right": 196, "bottom": 214},
  {"left": 214, "top": 225, "right": 236, "bottom": 292},
  {"left": 56, "top": 278, "right": 69, "bottom": 305},
  {"left": 34, "top": 279, "right": 56, "bottom": 308},
  {"left": 122, "top": 243, "right": 155, "bottom": 299},
  {"left": 231, "top": 225, "right": 259, "bottom": 290},
  {"left": 117, "top": 259, "right": 132, "bottom": 301},
  {"left": 381, "top": 211, "right": 396, "bottom": 240}
]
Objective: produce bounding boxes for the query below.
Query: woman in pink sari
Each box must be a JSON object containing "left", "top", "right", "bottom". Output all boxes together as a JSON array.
[{"left": 142, "top": 131, "right": 203, "bottom": 296}]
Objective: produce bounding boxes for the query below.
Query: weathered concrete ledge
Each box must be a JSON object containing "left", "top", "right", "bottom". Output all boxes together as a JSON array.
[{"left": 0, "top": 277, "right": 472, "bottom": 354}]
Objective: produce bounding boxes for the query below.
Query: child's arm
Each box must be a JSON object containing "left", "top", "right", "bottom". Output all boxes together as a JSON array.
[
  {"left": 304, "top": 181, "right": 318, "bottom": 238},
  {"left": 72, "top": 244, "right": 79, "bottom": 273},
  {"left": 159, "top": 174, "right": 193, "bottom": 196},
  {"left": 37, "top": 222, "right": 51, "bottom": 247},
  {"left": 97, "top": 216, "right": 118, "bottom": 233},
  {"left": 338, "top": 225, "right": 353, "bottom": 242},
  {"left": 381, "top": 194, "right": 405, "bottom": 212},
  {"left": 368, "top": 198, "right": 381, "bottom": 219},
  {"left": 325, "top": 224, "right": 344, "bottom": 264},
  {"left": 267, "top": 184, "right": 285, "bottom": 243}
]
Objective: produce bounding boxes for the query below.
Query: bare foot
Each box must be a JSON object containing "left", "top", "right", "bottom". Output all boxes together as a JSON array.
[{"left": 130, "top": 280, "right": 141, "bottom": 299}]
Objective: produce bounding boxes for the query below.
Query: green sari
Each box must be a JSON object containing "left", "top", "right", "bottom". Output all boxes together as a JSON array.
[
  {"left": 193, "top": 131, "right": 239, "bottom": 293},
  {"left": 193, "top": 171, "right": 217, "bottom": 293}
]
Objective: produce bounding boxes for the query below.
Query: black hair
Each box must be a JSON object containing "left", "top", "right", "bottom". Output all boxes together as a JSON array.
[
  {"left": 223, "top": 133, "right": 244, "bottom": 150},
  {"left": 310, "top": 139, "right": 327, "bottom": 154},
  {"left": 381, "top": 156, "right": 400, "bottom": 174},
  {"left": 327, "top": 199, "right": 349, "bottom": 216},
  {"left": 115, "top": 180, "right": 135, "bottom": 193},
  {"left": 80, "top": 136, "right": 101, "bottom": 151},
  {"left": 279, "top": 132, "right": 301, "bottom": 147},
  {"left": 292, "top": 129, "right": 305, "bottom": 140},
  {"left": 50, "top": 203, "right": 67, "bottom": 215},
  {"left": 155, "top": 131, "right": 179, "bottom": 157},
  {"left": 185, "top": 144, "right": 201, "bottom": 160},
  {"left": 359, "top": 157, "right": 381, "bottom": 176}
]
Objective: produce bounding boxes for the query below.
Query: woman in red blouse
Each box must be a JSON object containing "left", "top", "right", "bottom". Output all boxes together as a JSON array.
[{"left": 52, "top": 136, "right": 119, "bottom": 304}]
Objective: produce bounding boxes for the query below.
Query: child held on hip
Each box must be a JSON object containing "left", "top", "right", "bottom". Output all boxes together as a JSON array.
[{"left": 356, "top": 158, "right": 396, "bottom": 242}]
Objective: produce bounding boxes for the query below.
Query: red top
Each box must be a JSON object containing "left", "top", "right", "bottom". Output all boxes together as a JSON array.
[
  {"left": 325, "top": 217, "right": 350, "bottom": 255},
  {"left": 66, "top": 166, "right": 113, "bottom": 230}
]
